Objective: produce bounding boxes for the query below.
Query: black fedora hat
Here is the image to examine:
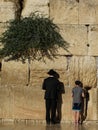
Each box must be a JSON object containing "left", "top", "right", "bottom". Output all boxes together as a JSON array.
[
  {"left": 47, "top": 69, "right": 60, "bottom": 78},
  {"left": 47, "top": 69, "right": 56, "bottom": 75}
]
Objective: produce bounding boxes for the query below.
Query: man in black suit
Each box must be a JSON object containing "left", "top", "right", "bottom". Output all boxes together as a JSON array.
[{"left": 42, "top": 69, "right": 60, "bottom": 124}]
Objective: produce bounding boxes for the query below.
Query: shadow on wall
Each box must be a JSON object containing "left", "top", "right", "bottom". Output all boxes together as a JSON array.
[
  {"left": 14, "top": 0, "right": 24, "bottom": 20},
  {"left": 56, "top": 81, "right": 65, "bottom": 123},
  {"left": 0, "top": 62, "right": 2, "bottom": 71},
  {"left": 80, "top": 86, "right": 91, "bottom": 124}
]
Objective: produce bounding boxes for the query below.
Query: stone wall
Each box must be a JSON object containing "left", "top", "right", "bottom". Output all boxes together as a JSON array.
[
  {"left": 0, "top": 84, "right": 98, "bottom": 122},
  {"left": 0, "top": 0, "right": 98, "bottom": 122}
]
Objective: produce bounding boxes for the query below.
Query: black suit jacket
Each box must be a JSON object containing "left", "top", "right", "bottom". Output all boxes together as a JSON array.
[{"left": 42, "top": 76, "right": 60, "bottom": 100}]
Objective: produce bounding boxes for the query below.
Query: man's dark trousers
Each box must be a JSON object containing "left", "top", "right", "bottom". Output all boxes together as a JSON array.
[{"left": 46, "top": 99, "right": 57, "bottom": 124}]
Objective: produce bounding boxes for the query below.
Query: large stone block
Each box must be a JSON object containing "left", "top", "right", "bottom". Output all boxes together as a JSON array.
[
  {"left": 59, "top": 24, "right": 98, "bottom": 57},
  {"left": 68, "top": 56, "right": 97, "bottom": 88},
  {"left": 22, "top": 0, "right": 49, "bottom": 17},
  {"left": 62, "top": 88, "right": 73, "bottom": 121},
  {"left": 0, "top": 86, "right": 14, "bottom": 118},
  {"left": 87, "top": 88, "right": 98, "bottom": 120},
  {"left": 0, "top": 86, "right": 97, "bottom": 121},
  {"left": 88, "top": 25, "right": 98, "bottom": 56},
  {"left": 30, "top": 56, "right": 68, "bottom": 87},
  {"left": 13, "top": 86, "right": 45, "bottom": 119},
  {"left": 1, "top": 61, "right": 27, "bottom": 85},
  {"left": 58, "top": 25, "right": 88, "bottom": 55},
  {"left": 1, "top": 56, "right": 96, "bottom": 88},
  {"left": 50, "top": 0, "right": 79, "bottom": 24},
  {"left": 0, "top": 23, "right": 6, "bottom": 36},
  {"left": 79, "top": 0, "right": 98, "bottom": 24},
  {"left": 0, "top": 1, "right": 15, "bottom": 22},
  {"left": 50, "top": 0, "right": 98, "bottom": 24}
]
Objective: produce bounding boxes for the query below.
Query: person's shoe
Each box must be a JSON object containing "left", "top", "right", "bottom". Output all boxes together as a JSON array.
[
  {"left": 56, "top": 120, "right": 60, "bottom": 124},
  {"left": 46, "top": 122, "right": 50, "bottom": 125},
  {"left": 78, "top": 120, "right": 82, "bottom": 125},
  {"left": 75, "top": 121, "right": 79, "bottom": 126},
  {"left": 51, "top": 121, "right": 56, "bottom": 124}
]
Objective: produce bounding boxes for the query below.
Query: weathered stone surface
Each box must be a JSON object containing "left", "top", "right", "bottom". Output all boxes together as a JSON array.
[
  {"left": 58, "top": 25, "right": 98, "bottom": 56},
  {"left": 0, "top": 86, "right": 97, "bottom": 121},
  {"left": 22, "top": 0, "right": 49, "bottom": 17},
  {"left": 0, "top": 0, "right": 98, "bottom": 122},
  {"left": 97, "top": 57, "right": 98, "bottom": 87},
  {"left": 0, "top": 55, "right": 97, "bottom": 120},
  {"left": 2, "top": 56, "right": 96, "bottom": 88},
  {"left": 0, "top": 1, "right": 15, "bottom": 22},
  {"left": 87, "top": 88, "right": 98, "bottom": 120},
  {"left": 13, "top": 86, "right": 45, "bottom": 119},
  {"left": 0, "top": 86, "right": 14, "bottom": 118},
  {"left": 0, "top": 85, "right": 45, "bottom": 119},
  {"left": 50, "top": 0, "right": 98, "bottom": 24},
  {"left": 1, "top": 61, "right": 27, "bottom": 85},
  {"left": 34, "top": 59, "right": 66, "bottom": 85},
  {"left": 88, "top": 25, "right": 98, "bottom": 56},
  {"left": 1, "top": 56, "right": 68, "bottom": 86},
  {"left": 58, "top": 24, "right": 98, "bottom": 56},
  {"left": 50, "top": 0, "right": 79, "bottom": 24},
  {"left": 58, "top": 25, "right": 88, "bottom": 55},
  {"left": 0, "top": 23, "right": 6, "bottom": 35},
  {"left": 68, "top": 56, "right": 97, "bottom": 88},
  {"left": 79, "top": 0, "right": 98, "bottom": 24}
]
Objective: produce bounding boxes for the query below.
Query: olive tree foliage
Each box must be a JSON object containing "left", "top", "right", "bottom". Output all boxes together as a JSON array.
[{"left": 0, "top": 12, "right": 68, "bottom": 62}]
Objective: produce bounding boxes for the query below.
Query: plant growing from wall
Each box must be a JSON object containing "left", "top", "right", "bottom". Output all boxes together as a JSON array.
[{"left": 0, "top": 12, "right": 69, "bottom": 85}]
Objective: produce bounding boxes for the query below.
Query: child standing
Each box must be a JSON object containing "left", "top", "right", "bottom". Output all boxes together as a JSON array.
[{"left": 72, "top": 80, "right": 84, "bottom": 125}]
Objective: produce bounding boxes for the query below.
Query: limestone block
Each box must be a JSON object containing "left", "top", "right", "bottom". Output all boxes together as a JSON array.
[
  {"left": 62, "top": 88, "right": 73, "bottom": 121},
  {"left": 79, "top": 0, "right": 98, "bottom": 24},
  {"left": 50, "top": 0, "right": 79, "bottom": 24},
  {"left": 88, "top": 25, "right": 98, "bottom": 56},
  {"left": 13, "top": 85, "right": 45, "bottom": 119},
  {"left": 0, "top": 1, "right": 15, "bottom": 22},
  {"left": 30, "top": 56, "right": 67, "bottom": 70},
  {"left": 22, "top": 0, "right": 49, "bottom": 17},
  {"left": 87, "top": 88, "right": 98, "bottom": 120},
  {"left": 1, "top": 61, "right": 27, "bottom": 85},
  {"left": 0, "top": 23, "right": 6, "bottom": 35},
  {"left": 63, "top": 88, "right": 96, "bottom": 121},
  {"left": 50, "top": 0, "right": 98, "bottom": 24},
  {"left": 68, "top": 56, "right": 97, "bottom": 88},
  {"left": 97, "top": 57, "right": 98, "bottom": 87},
  {"left": 0, "top": 85, "right": 97, "bottom": 121},
  {"left": 30, "top": 56, "right": 96, "bottom": 88},
  {"left": 58, "top": 25, "right": 88, "bottom": 55},
  {"left": 30, "top": 56, "right": 68, "bottom": 86},
  {"left": 0, "top": 86, "right": 14, "bottom": 118}
]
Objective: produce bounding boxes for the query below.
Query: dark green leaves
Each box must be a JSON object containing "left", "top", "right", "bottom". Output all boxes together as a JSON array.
[{"left": 0, "top": 12, "right": 69, "bottom": 62}]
